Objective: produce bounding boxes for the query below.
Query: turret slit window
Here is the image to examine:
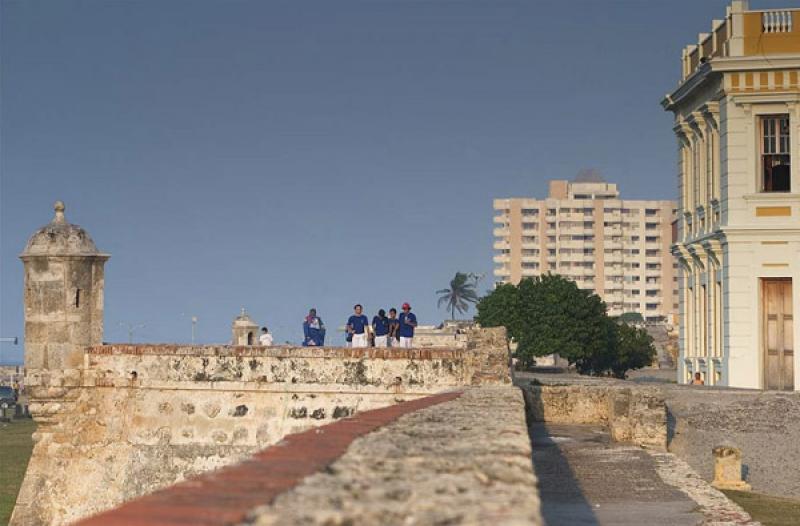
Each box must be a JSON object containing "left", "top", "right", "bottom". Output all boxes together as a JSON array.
[
  {"left": 75, "top": 289, "right": 81, "bottom": 308},
  {"left": 760, "top": 114, "right": 791, "bottom": 192}
]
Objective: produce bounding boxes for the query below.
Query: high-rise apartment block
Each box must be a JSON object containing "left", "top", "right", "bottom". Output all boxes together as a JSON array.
[
  {"left": 663, "top": 0, "right": 799, "bottom": 389},
  {"left": 493, "top": 178, "right": 677, "bottom": 323}
]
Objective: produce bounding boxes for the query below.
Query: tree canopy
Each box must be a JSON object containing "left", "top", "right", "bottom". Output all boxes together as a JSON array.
[{"left": 475, "top": 274, "right": 655, "bottom": 378}]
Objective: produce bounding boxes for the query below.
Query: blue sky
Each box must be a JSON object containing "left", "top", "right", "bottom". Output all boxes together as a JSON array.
[{"left": 2, "top": 0, "right": 794, "bottom": 363}]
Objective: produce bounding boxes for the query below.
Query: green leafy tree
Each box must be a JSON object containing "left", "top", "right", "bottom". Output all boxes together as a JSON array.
[
  {"left": 619, "top": 312, "right": 644, "bottom": 324},
  {"left": 476, "top": 274, "right": 610, "bottom": 367},
  {"left": 608, "top": 322, "right": 657, "bottom": 379},
  {"left": 475, "top": 274, "right": 652, "bottom": 378},
  {"left": 436, "top": 272, "right": 481, "bottom": 320}
]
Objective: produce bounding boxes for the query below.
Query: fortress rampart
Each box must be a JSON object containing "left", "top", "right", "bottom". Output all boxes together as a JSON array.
[{"left": 12, "top": 329, "right": 509, "bottom": 525}]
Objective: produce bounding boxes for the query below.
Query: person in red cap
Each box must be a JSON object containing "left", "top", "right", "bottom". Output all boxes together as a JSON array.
[{"left": 397, "top": 302, "right": 417, "bottom": 348}]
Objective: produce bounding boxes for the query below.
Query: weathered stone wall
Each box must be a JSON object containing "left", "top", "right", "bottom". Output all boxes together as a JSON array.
[
  {"left": 12, "top": 328, "right": 510, "bottom": 526},
  {"left": 664, "top": 387, "right": 800, "bottom": 498},
  {"left": 523, "top": 384, "right": 667, "bottom": 449},
  {"left": 241, "top": 387, "right": 541, "bottom": 526}
]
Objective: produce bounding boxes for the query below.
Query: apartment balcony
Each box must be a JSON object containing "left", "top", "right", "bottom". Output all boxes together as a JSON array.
[
  {"left": 493, "top": 240, "right": 510, "bottom": 250},
  {"left": 521, "top": 241, "right": 539, "bottom": 250},
  {"left": 493, "top": 216, "right": 509, "bottom": 226},
  {"left": 493, "top": 254, "right": 510, "bottom": 264},
  {"left": 493, "top": 227, "right": 510, "bottom": 237},
  {"left": 521, "top": 254, "right": 539, "bottom": 263},
  {"left": 493, "top": 267, "right": 510, "bottom": 277}
]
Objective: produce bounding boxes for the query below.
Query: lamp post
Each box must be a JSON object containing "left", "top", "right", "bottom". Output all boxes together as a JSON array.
[
  {"left": 118, "top": 322, "right": 145, "bottom": 344},
  {"left": 181, "top": 313, "right": 198, "bottom": 344}
]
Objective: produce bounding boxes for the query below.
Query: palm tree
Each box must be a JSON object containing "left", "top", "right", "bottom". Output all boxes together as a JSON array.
[{"left": 436, "top": 272, "right": 481, "bottom": 320}]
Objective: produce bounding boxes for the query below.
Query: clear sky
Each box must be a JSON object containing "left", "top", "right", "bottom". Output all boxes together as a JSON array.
[{"left": 2, "top": 0, "right": 794, "bottom": 363}]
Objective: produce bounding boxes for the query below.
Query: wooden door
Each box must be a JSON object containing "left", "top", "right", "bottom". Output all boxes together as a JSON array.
[{"left": 763, "top": 279, "right": 794, "bottom": 390}]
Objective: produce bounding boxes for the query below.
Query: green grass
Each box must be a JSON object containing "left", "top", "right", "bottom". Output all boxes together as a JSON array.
[
  {"left": 723, "top": 490, "right": 800, "bottom": 526},
  {"left": 0, "top": 419, "right": 36, "bottom": 526}
]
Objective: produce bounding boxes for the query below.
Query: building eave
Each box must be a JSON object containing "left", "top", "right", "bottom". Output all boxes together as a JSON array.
[{"left": 662, "top": 63, "right": 713, "bottom": 112}]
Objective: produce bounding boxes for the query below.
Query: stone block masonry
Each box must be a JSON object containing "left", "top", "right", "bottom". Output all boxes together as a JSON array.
[
  {"left": 523, "top": 384, "right": 668, "bottom": 449},
  {"left": 242, "top": 387, "right": 540, "bottom": 526},
  {"left": 11, "top": 328, "right": 511, "bottom": 526}
]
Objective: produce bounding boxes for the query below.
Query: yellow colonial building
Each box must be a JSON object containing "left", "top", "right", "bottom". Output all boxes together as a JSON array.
[{"left": 663, "top": 0, "right": 799, "bottom": 389}]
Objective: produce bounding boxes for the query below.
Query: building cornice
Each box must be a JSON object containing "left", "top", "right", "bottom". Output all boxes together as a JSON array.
[
  {"left": 663, "top": 63, "right": 715, "bottom": 111},
  {"left": 710, "top": 55, "right": 800, "bottom": 73}
]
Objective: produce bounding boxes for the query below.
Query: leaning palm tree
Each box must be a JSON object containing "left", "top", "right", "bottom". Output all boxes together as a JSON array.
[{"left": 437, "top": 272, "right": 481, "bottom": 320}]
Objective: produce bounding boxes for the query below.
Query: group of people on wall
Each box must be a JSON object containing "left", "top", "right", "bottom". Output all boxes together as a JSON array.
[
  {"left": 256, "top": 304, "right": 419, "bottom": 348},
  {"left": 344, "top": 303, "right": 417, "bottom": 348},
  {"left": 282, "top": 304, "right": 418, "bottom": 348}
]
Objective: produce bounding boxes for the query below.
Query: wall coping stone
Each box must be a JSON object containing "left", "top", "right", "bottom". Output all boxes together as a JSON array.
[{"left": 87, "top": 344, "right": 465, "bottom": 360}]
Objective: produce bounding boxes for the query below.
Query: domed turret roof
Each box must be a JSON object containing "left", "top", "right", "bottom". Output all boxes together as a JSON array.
[
  {"left": 21, "top": 201, "right": 105, "bottom": 257},
  {"left": 232, "top": 307, "right": 258, "bottom": 327}
]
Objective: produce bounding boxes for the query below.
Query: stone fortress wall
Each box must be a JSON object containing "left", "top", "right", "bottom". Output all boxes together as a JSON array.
[{"left": 13, "top": 330, "right": 510, "bottom": 526}]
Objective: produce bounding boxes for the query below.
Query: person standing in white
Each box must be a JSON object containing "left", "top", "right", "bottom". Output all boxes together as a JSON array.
[
  {"left": 258, "top": 326, "right": 273, "bottom": 346},
  {"left": 347, "top": 304, "right": 370, "bottom": 348},
  {"left": 372, "top": 309, "right": 390, "bottom": 347},
  {"left": 397, "top": 302, "right": 417, "bottom": 348}
]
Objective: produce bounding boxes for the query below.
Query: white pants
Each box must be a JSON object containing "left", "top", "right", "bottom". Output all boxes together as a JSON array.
[
  {"left": 398, "top": 336, "right": 413, "bottom": 348},
  {"left": 374, "top": 335, "right": 388, "bottom": 347},
  {"left": 351, "top": 333, "right": 368, "bottom": 348}
]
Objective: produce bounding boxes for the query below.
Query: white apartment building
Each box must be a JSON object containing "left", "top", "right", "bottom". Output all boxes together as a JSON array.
[
  {"left": 493, "top": 178, "right": 677, "bottom": 323},
  {"left": 663, "top": 0, "right": 799, "bottom": 390}
]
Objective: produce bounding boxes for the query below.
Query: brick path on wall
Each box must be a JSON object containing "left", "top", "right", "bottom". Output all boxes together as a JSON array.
[{"left": 76, "top": 391, "right": 463, "bottom": 526}]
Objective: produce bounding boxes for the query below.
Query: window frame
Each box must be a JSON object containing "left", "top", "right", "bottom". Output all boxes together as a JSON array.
[{"left": 759, "top": 113, "right": 791, "bottom": 193}]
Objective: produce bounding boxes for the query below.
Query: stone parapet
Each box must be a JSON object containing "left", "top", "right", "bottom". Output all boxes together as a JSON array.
[
  {"left": 242, "top": 387, "right": 540, "bottom": 526},
  {"left": 524, "top": 384, "right": 667, "bottom": 450}
]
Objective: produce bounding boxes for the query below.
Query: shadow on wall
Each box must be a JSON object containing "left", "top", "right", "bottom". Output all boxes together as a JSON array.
[{"left": 523, "top": 392, "right": 599, "bottom": 526}]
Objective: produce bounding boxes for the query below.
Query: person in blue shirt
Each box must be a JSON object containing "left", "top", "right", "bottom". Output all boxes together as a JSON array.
[
  {"left": 372, "top": 309, "right": 390, "bottom": 347},
  {"left": 347, "top": 304, "right": 370, "bottom": 348},
  {"left": 398, "top": 302, "right": 417, "bottom": 348},
  {"left": 302, "top": 308, "right": 325, "bottom": 346}
]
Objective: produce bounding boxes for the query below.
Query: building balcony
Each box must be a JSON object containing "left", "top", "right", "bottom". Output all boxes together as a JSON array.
[
  {"left": 493, "top": 254, "right": 510, "bottom": 264},
  {"left": 493, "top": 228, "right": 510, "bottom": 237},
  {"left": 493, "top": 240, "right": 510, "bottom": 250},
  {"left": 493, "top": 215, "right": 508, "bottom": 224},
  {"left": 493, "top": 267, "right": 510, "bottom": 277}
]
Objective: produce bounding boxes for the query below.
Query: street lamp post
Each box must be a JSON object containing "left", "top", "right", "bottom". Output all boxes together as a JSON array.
[
  {"left": 181, "top": 313, "right": 198, "bottom": 344},
  {"left": 118, "top": 322, "right": 145, "bottom": 344}
]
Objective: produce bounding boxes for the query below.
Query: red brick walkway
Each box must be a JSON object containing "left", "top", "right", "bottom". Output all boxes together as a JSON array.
[{"left": 76, "top": 391, "right": 463, "bottom": 526}]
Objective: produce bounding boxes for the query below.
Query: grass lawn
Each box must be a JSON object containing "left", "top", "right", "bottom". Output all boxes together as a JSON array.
[
  {"left": 0, "top": 419, "right": 36, "bottom": 526},
  {"left": 723, "top": 490, "right": 800, "bottom": 526}
]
